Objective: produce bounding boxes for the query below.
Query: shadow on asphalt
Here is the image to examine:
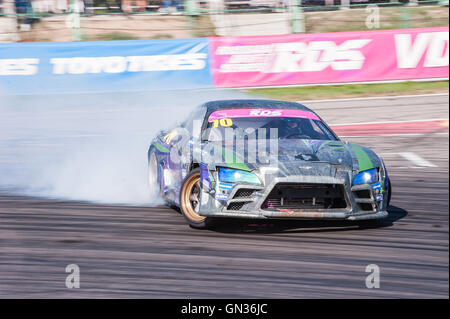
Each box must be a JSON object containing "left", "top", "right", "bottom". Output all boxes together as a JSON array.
[{"left": 204, "top": 205, "right": 408, "bottom": 234}]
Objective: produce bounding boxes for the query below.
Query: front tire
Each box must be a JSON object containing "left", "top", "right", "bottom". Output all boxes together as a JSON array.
[
  {"left": 387, "top": 179, "right": 392, "bottom": 208},
  {"left": 180, "top": 168, "right": 216, "bottom": 229}
]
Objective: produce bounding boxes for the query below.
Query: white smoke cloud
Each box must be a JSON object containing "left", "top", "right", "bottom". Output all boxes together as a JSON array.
[{"left": 0, "top": 89, "right": 251, "bottom": 205}]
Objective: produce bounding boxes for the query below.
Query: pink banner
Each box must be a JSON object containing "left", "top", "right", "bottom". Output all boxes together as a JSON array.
[
  {"left": 208, "top": 108, "right": 320, "bottom": 121},
  {"left": 210, "top": 27, "right": 449, "bottom": 87}
]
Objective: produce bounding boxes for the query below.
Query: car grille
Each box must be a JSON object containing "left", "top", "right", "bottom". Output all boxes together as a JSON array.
[
  {"left": 261, "top": 183, "right": 348, "bottom": 210},
  {"left": 351, "top": 186, "right": 376, "bottom": 212},
  {"left": 227, "top": 202, "right": 246, "bottom": 211},
  {"left": 353, "top": 189, "right": 371, "bottom": 199},
  {"left": 233, "top": 188, "right": 256, "bottom": 199}
]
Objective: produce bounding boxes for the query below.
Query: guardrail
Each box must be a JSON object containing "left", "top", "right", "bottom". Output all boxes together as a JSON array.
[{"left": 1, "top": 0, "right": 446, "bottom": 15}]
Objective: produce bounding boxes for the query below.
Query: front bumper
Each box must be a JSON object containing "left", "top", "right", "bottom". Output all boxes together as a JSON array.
[{"left": 199, "top": 174, "right": 389, "bottom": 221}]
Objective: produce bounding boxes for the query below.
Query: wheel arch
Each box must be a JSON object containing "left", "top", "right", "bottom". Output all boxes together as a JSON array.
[{"left": 189, "top": 162, "right": 200, "bottom": 172}]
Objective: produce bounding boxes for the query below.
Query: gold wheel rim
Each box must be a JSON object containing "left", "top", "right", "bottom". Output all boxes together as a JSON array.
[{"left": 181, "top": 173, "right": 205, "bottom": 222}]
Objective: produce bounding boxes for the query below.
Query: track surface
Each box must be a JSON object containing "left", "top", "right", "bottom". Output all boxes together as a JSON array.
[{"left": 0, "top": 94, "right": 448, "bottom": 298}]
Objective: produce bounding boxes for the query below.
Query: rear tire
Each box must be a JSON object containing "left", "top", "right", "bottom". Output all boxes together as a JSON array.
[
  {"left": 148, "top": 149, "right": 162, "bottom": 200},
  {"left": 180, "top": 168, "right": 216, "bottom": 229}
]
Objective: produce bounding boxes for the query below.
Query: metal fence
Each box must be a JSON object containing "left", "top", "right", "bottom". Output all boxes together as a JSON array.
[
  {"left": 0, "top": 0, "right": 448, "bottom": 42},
  {"left": 2, "top": 0, "right": 447, "bottom": 14}
]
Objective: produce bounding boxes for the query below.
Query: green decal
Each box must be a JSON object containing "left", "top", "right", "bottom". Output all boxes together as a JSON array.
[
  {"left": 300, "top": 139, "right": 310, "bottom": 147},
  {"left": 208, "top": 171, "right": 216, "bottom": 190},
  {"left": 318, "top": 140, "right": 332, "bottom": 151},
  {"left": 350, "top": 144, "right": 374, "bottom": 171},
  {"left": 221, "top": 148, "right": 251, "bottom": 172},
  {"left": 154, "top": 142, "right": 170, "bottom": 153}
]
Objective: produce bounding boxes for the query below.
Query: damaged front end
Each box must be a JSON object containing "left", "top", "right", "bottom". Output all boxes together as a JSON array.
[{"left": 197, "top": 140, "right": 389, "bottom": 221}]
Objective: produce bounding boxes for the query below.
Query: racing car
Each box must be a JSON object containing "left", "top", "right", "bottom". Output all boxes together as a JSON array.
[{"left": 148, "top": 99, "right": 391, "bottom": 229}]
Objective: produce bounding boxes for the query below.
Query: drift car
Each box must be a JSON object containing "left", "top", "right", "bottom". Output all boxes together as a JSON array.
[{"left": 148, "top": 100, "right": 391, "bottom": 229}]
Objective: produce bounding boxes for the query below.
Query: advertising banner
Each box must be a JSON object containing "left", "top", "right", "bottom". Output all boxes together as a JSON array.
[
  {"left": 1, "top": 27, "right": 447, "bottom": 95},
  {"left": 0, "top": 38, "right": 213, "bottom": 95},
  {"left": 210, "top": 27, "right": 449, "bottom": 87}
]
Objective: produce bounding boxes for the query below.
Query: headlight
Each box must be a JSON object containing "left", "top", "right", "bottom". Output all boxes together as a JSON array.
[
  {"left": 218, "top": 168, "right": 260, "bottom": 185},
  {"left": 352, "top": 168, "right": 378, "bottom": 185}
]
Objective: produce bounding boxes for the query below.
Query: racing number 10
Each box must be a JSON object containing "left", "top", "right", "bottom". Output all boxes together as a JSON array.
[{"left": 209, "top": 118, "right": 233, "bottom": 128}]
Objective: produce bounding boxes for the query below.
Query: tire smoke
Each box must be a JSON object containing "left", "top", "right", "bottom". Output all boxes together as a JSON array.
[{"left": 0, "top": 90, "right": 249, "bottom": 205}]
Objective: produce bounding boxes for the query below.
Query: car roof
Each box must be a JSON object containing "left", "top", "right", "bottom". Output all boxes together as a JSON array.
[{"left": 202, "top": 99, "right": 314, "bottom": 113}]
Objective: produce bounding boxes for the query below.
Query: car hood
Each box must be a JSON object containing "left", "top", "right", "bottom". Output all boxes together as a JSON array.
[{"left": 201, "top": 139, "right": 381, "bottom": 174}]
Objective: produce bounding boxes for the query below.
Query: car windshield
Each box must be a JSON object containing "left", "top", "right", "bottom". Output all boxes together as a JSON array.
[{"left": 205, "top": 109, "right": 337, "bottom": 142}]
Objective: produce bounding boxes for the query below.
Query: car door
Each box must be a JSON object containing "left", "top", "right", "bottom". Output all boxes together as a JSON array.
[
  {"left": 157, "top": 126, "right": 186, "bottom": 198},
  {"left": 165, "top": 105, "right": 207, "bottom": 200}
]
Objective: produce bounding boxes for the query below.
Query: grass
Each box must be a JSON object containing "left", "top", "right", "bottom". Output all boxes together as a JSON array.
[
  {"left": 245, "top": 81, "right": 449, "bottom": 101},
  {"left": 151, "top": 34, "right": 174, "bottom": 39},
  {"left": 94, "top": 32, "right": 138, "bottom": 41}
]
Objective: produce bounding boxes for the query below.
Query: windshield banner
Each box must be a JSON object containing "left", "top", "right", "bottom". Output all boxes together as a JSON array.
[
  {"left": 210, "top": 27, "right": 449, "bottom": 88},
  {"left": 208, "top": 108, "right": 320, "bottom": 121}
]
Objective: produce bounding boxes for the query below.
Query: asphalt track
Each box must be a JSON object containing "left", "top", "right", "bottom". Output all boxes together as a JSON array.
[{"left": 0, "top": 93, "right": 448, "bottom": 298}]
